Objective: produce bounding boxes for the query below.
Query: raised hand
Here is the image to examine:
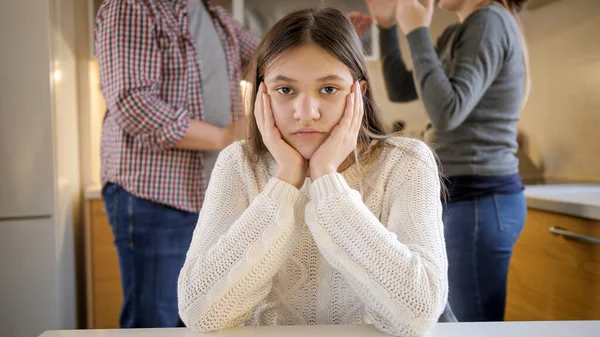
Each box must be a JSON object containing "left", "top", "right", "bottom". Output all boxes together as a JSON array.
[
  {"left": 395, "top": 0, "right": 435, "bottom": 35},
  {"left": 365, "top": 0, "right": 399, "bottom": 28}
]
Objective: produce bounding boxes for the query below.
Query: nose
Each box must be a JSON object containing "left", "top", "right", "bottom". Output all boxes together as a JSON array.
[{"left": 293, "top": 93, "right": 320, "bottom": 122}]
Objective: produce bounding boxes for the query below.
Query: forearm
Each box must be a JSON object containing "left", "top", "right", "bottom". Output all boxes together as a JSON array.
[
  {"left": 379, "top": 25, "right": 418, "bottom": 102},
  {"left": 178, "top": 178, "right": 308, "bottom": 331},
  {"left": 306, "top": 173, "right": 447, "bottom": 336},
  {"left": 175, "top": 119, "right": 226, "bottom": 151}
]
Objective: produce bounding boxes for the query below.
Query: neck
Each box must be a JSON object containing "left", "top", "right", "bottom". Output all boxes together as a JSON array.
[{"left": 457, "top": 0, "right": 493, "bottom": 23}]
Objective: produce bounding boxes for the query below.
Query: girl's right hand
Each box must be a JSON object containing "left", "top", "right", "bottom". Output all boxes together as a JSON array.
[
  {"left": 255, "top": 83, "right": 308, "bottom": 189},
  {"left": 365, "top": 0, "right": 398, "bottom": 28}
]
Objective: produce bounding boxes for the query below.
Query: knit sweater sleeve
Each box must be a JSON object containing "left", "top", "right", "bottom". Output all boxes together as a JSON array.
[
  {"left": 178, "top": 142, "right": 309, "bottom": 331},
  {"left": 305, "top": 140, "right": 448, "bottom": 337}
]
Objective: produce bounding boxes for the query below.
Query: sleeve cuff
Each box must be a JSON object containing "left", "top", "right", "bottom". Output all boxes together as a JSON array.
[
  {"left": 263, "top": 178, "right": 308, "bottom": 211},
  {"left": 135, "top": 109, "right": 190, "bottom": 151},
  {"left": 309, "top": 173, "right": 352, "bottom": 201}
]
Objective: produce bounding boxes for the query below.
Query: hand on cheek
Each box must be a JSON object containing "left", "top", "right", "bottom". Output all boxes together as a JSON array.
[
  {"left": 255, "top": 83, "right": 308, "bottom": 189},
  {"left": 309, "top": 81, "right": 364, "bottom": 180}
]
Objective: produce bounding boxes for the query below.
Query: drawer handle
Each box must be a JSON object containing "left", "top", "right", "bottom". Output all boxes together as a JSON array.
[{"left": 549, "top": 226, "right": 600, "bottom": 245}]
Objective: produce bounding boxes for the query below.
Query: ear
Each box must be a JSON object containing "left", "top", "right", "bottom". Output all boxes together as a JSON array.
[{"left": 359, "top": 80, "right": 368, "bottom": 96}]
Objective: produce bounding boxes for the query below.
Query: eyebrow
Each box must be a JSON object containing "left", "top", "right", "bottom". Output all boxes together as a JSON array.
[
  {"left": 316, "top": 75, "right": 346, "bottom": 82},
  {"left": 268, "top": 74, "right": 347, "bottom": 83}
]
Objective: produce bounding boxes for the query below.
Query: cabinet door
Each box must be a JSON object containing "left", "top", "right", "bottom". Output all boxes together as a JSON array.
[
  {"left": 86, "top": 200, "right": 123, "bottom": 328},
  {"left": 506, "top": 209, "right": 600, "bottom": 320}
]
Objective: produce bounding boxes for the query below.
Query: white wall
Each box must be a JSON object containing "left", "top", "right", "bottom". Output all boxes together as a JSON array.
[
  {"left": 519, "top": 0, "right": 600, "bottom": 182},
  {"left": 49, "top": 0, "right": 87, "bottom": 329}
]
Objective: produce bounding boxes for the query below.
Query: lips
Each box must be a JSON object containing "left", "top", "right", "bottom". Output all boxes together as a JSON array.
[{"left": 293, "top": 128, "right": 323, "bottom": 138}]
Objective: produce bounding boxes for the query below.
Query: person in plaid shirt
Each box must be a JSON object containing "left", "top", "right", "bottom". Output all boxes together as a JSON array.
[{"left": 96, "top": 0, "right": 259, "bottom": 328}]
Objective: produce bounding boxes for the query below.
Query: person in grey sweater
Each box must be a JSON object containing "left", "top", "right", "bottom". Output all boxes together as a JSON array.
[{"left": 360, "top": 0, "right": 531, "bottom": 322}]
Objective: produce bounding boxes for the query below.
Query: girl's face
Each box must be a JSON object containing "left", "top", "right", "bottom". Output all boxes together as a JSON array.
[{"left": 263, "top": 44, "right": 359, "bottom": 160}]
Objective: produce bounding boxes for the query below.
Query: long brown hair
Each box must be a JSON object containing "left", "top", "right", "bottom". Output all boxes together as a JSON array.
[
  {"left": 242, "top": 7, "right": 390, "bottom": 163},
  {"left": 493, "top": 0, "right": 532, "bottom": 107}
]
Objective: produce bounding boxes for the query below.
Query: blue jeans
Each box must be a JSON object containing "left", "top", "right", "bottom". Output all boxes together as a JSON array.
[
  {"left": 102, "top": 183, "right": 198, "bottom": 328},
  {"left": 443, "top": 192, "right": 526, "bottom": 322}
]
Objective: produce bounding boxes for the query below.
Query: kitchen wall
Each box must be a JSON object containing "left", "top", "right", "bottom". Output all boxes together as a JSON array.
[
  {"left": 519, "top": 0, "right": 600, "bottom": 182},
  {"left": 80, "top": 1, "right": 104, "bottom": 187},
  {"left": 52, "top": 0, "right": 92, "bottom": 328},
  {"left": 49, "top": 0, "right": 82, "bottom": 329}
]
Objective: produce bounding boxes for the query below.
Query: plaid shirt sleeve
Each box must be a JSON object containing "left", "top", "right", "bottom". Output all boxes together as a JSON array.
[{"left": 96, "top": 0, "right": 190, "bottom": 151}]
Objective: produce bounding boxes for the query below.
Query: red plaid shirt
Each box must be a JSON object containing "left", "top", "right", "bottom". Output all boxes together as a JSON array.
[{"left": 96, "top": 0, "right": 259, "bottom": 212}]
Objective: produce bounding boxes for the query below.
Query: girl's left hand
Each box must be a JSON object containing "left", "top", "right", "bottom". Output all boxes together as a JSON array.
[
  {"left": 309, "top": 81, "right": 364, "bottom": 180},
  {"left": 395, "top": 0, "right": 434, "bottom": 36}
]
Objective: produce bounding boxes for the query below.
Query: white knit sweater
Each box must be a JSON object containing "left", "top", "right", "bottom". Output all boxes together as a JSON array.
[{"left": 177, "top": 137, "right": 448, "bottom": 337}]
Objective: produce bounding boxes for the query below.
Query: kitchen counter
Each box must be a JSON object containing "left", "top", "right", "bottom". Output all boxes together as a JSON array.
[
  {"left": 85, "top": 185, "right": 102, "bottom": 200},
  {"left": 38, "top": 321, "right": 600, "bottom": 337},
  {"left": 524, "top": 184, "right": 600, "bottom": 220}
]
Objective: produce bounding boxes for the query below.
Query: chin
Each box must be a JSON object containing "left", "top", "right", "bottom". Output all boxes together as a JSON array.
[
  {"left": 298, "top": 147, "right": 316, "bottom": 160},
  {"left": 291, "top": 143, "right": 319, "bottom": 160}
]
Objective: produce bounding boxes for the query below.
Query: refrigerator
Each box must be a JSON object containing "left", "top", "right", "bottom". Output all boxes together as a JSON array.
[{"left": 0, "top": 0, "right": 79, "bottom": 335}]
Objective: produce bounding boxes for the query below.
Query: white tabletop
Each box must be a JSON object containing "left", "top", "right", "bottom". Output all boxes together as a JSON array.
[{"left": 39, "top": 321, "right": 600, "bottom": 337}]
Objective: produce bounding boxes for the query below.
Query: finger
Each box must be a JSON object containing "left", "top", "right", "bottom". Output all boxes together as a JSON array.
[
  {"left": 424, "top": 0, "right": 434, "bottom": 11},
  {"left": 341, "top": 90, "right": 355, "bottom": 130},
  {"left": 358, "top": 83, "right": 365, "bottom": 127},
  {"left": 396, "top": 0, "right": 409, "bottom": 10},
  {"left": 255, "top": 83, "right": 265, "bottom": 135},
  {"left": 262, "top": 92, "right": 276, "bottom": 136},
  {"left": 350, "top": 81, "right": 362, "bottom": 132}
]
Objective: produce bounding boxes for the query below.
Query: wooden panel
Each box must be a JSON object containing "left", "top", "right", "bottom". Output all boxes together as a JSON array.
[
  {"left": 86, "top": 199, "right": 123, "bottom": 328},
  {"left": 506, "top": 209, "right": 600, "bottom": 321}
]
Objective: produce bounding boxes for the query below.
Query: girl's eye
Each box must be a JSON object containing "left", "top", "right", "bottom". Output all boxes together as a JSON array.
[
  {"left": 320, "top": 86, "right": 338, "bottom": 95},
  {"left": 276, "top": 87, "right": 295, "bottom": 95}
]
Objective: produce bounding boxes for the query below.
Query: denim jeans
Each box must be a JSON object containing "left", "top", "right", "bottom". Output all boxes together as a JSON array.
[
  {"left": 443, "top": 192, "right": 526, "bottom": 322},
  {"left": 102, "top": 183, "right": 198, "bottom": 328}
]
